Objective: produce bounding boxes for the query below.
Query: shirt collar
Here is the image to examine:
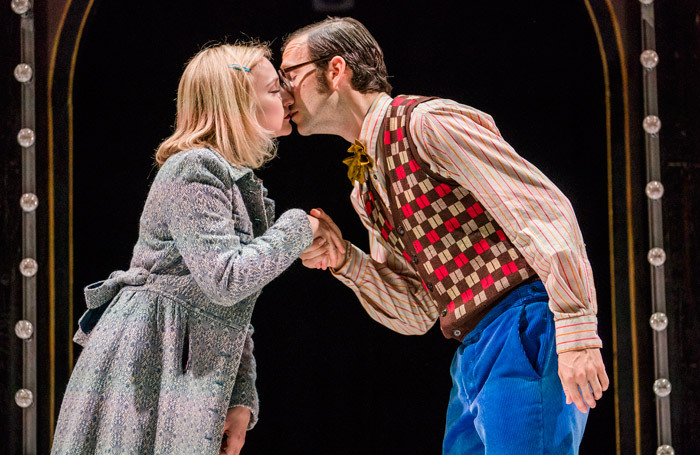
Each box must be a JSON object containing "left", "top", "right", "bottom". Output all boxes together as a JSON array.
[{"left": 357, "top": 92, "right": 393, "bottom": 163}]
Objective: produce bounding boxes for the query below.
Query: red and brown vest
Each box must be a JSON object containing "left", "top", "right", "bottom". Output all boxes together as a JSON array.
[{"left": 364, "top": 95, "right": 537, "bottom": 341}]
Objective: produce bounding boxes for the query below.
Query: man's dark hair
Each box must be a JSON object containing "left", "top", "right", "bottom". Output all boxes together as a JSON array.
[{"left": 282, "top": 17, "right": 392, "bottom": 94}]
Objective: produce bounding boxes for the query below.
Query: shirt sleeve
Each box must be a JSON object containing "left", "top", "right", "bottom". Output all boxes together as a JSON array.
[
  {"left": 330, "top": 186, "right": 439, "bottom": 336},
  {"left": 410, "top": 99, "right": 601, "bottom": 353}
]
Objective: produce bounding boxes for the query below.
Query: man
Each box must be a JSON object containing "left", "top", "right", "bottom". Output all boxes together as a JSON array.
[{"left": 280, "top": 17, "right": 608, "bottom": 454}]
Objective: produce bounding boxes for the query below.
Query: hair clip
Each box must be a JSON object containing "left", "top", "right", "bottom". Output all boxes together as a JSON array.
[{"left": 228, "top": 63, "right": 250, "bottom": 72}]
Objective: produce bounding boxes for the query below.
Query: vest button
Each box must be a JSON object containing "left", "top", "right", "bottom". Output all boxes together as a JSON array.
[
  {"left": 440, "top": 309, "right": 447, "bottom": 317},
  {"left": 426, "top": 282, "right": 434, "bottom": 291},
  {"left": 411, "top": 254, "right": 419, "bottom": 264},
  {"left": 397, "top": 226, "right": 405, "bottom": 236},
  {"left": 453, "top": 329, "right": 462, "bottom": 337}
]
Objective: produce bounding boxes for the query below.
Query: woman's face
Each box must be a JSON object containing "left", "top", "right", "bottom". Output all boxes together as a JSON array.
[{"left": 252, "top": 58, "right": 293, "bottom": 137}]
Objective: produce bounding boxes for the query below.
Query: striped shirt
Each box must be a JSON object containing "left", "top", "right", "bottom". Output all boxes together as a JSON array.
[{"left": 331, "top": 93, "right": 601, "bottom": 353}]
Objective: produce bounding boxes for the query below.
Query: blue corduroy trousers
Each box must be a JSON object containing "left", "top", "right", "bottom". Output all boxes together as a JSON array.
[{"left": 443, "top": 280, "right": 589, "bottom": 455}]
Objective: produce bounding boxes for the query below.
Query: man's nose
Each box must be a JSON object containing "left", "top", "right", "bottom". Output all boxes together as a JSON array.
[{"left": 281, "top": 87, "right": 294, "bottom": 106}]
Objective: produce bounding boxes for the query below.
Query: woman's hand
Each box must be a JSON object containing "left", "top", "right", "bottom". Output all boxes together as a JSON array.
[
  {"left": 220, "top": 406, "right": 251, "bottom": 455},
  {"left": 307, "top": 214, "right": 321, "bottom": 237}
]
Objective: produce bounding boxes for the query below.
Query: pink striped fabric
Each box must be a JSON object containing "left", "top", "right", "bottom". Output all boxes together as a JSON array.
[{"left": 331, "top": 94, "right": 601, "bottom": 352}]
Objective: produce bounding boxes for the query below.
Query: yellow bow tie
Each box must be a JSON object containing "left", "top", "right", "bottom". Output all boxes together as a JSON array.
[{"left": 342, "top": 139, "right": 374, "bottom": 185}]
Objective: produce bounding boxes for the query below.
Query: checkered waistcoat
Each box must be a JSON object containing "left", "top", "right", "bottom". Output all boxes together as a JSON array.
[{"left": 365, "top": 95, "right": 537, "bottom": 341}]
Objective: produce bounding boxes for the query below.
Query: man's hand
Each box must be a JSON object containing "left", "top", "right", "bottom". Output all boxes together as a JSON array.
[
  {"left": 558, "top": 347, "right": 609, "bottom": 413},
  {"left": 220, "top": 406, "right": 250, "bottom": 455},
  {"left": 302, "top": 208, "right": 346, "bottom": 270}
]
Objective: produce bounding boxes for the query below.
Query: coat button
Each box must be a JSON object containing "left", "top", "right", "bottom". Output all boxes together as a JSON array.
[
  {"left": 397, "top": 226, "right": 405, "bottom": 236},
  {"left": 440, "top": 309, "right": 447, "bottom": 317},
  {"left": 426, "top": 282, "right": 434, "bottom": 291},
  {"left": 411, "top": 254, "right": 419, "bottom": 264},
  {"left": 453, "top": 329, "right": 462, "bottom": 337}
]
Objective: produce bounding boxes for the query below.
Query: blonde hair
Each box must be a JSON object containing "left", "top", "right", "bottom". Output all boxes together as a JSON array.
[{"left": 155, "top": 42, "right": 276, "bottom": 168}]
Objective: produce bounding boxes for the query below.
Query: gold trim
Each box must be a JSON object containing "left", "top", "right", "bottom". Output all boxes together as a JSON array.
[
  {"left": 605, "top": 1, "right": 641, "bottom": 453},
  {"left": 46, "top": 0, "right": 73, "bottom": 439},
  {"left": 66, "top": 0, "right": 96, "bottom": 372},
  {"left": 582, "top": 2, "right": 619, "bottom": 453},
  {"left": 47, "top": 0, "right": 95, "bottom": 440}
]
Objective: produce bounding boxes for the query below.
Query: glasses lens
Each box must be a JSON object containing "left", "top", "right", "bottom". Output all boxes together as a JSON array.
[{"left": 278, "top": 70, "right": 291, "bottom": 90}]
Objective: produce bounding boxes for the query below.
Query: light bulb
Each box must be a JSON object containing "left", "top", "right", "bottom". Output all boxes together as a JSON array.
[
  {"left": 647, "top": 248, "right": 666, "bottom": 266},
  {"left": 653, "top": 378, "right": 671, "bottom": 397},
  {"left": 649, "top": 312, "right": 668, "bottom": 331},
  {"left": 14, "top": 389, "right": 33, "bottom": 408},
  {"left": 14, "top": 63, "right": 32, "bottom": 83},
  {"left": 17, "top": 128, "right": 35, "bottom": 147},
  {"left": 19, "top": 258, "right": 38, "bottom": 277},
  {"left": 10, "top": 0, "right": 32, "bottom": 15},
  {"left": 645, "top": 181, "right": 664, "bottom": 200},
  {"left": 643, "top": 115, "right": 661, "bottom": 135},
  {"left": 640, "top": 50, "right": 659, "bottom": 69},
  {"left": 14, "top": 320, "right": 34, "bottom": 339},
  {"left": 20, "top": 193, "right": 38, "bottom": 212}
]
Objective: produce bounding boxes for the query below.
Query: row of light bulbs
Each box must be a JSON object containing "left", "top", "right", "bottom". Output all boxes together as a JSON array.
[
  {"left": 639, "top": 1, "right": 674, "bottom": 455},
  {"left": 12, "top": 0, "right": 37, "bottom": 413}
]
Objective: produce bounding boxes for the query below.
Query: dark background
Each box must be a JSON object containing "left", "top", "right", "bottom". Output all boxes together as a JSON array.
[
  {"left": 71, "top": 1, "right": 610, "bottom": 453},
  {"left": 4, "top": 0, "right": 699, "bottom": 454}
]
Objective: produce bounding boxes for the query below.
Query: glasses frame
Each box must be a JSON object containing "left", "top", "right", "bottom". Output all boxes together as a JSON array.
[{"left": 278, "top": 55, "right": 333, "bottom": 90}]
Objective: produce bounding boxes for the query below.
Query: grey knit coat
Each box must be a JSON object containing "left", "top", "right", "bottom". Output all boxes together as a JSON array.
[{"left": 51, "top": 148, "right": 313, "bottom": 454}]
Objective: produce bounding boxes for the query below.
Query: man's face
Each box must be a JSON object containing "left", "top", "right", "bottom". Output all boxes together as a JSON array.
[{"left": 280, "top": 37, "right": 333, "bottom": 136}]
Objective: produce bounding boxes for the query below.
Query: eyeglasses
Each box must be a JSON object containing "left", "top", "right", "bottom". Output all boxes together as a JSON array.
[{"left": 278, "top": 55, "right": 333, "bottom": 90}]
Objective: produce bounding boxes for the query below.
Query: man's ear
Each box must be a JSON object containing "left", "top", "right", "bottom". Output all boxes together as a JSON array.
[{"left": 327, "top": 55, "right": 348, "bottom": 90}]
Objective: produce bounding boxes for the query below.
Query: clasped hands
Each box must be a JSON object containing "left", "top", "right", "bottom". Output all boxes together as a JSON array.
[{"left": 304, "top": 208, "right": 346, "bottom": 270}]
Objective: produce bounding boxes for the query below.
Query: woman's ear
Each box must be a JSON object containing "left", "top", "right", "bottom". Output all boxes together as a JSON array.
[{"left": 327, "top": 55, "right": 348, "bottom": 91}]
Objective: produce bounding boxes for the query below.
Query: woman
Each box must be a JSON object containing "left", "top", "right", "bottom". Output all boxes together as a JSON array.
[{"left": 51, "top": 42, "right": 334, "bottom": 454}]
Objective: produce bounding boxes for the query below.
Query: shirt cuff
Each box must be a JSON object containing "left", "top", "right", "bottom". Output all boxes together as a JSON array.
[
  {"left": 330, "top": 242, "right": 364, "bottom": 286},
  {"left": 554, "top": 314, "right": 602, "bottom": 353}
]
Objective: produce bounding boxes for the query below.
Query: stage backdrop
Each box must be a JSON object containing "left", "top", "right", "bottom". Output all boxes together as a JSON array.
[
  {"left": 6, "top": 0, "right": 700, "bottom": 454},
  {"left": 72, "top": 1, "right": 613, "bottom": 454}
]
